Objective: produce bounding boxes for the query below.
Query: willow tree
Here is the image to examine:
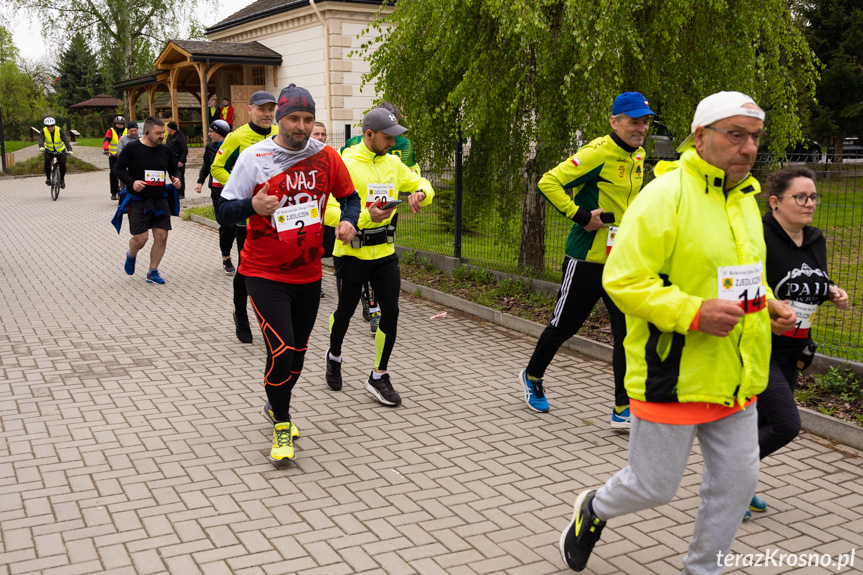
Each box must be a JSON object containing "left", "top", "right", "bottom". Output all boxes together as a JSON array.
[{"left": 359, "top": 0, "right": 818, "bottom": 272}]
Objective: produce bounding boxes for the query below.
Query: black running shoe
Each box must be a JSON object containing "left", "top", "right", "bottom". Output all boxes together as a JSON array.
[
  {"left": 222, "top": 258, "right": 236, "bottom": 275},
  {"left": 60, "top": 180, "right": 66, "bottom": 189},
  {"left": 233, "top": 311, "right": 253, "bottom": 344},
  {"left": 365, "top": 371, "right": 401, "bottom": 406},
  {"left": 560, "top": 489, "right": 606, "bottom": 571},
  {"left": 325, "top": 350, "right": 342, "bottom": 391}
]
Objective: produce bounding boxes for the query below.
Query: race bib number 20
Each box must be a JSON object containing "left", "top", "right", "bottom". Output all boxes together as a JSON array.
[
  {"left": 365, "top": 183, "right": 395, "bottom": 207},
  {"left": 717, "top": 263, "right": 766, "bottom": 314}
]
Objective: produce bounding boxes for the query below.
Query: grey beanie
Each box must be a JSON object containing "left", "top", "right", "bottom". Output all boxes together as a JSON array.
[{"left": 276, "top": 84, "right": 315, "bottom": 121}]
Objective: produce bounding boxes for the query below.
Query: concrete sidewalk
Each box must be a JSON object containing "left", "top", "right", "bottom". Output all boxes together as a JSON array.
[{"left": 0, "top": 172, "right": 861, "bottom": 575}]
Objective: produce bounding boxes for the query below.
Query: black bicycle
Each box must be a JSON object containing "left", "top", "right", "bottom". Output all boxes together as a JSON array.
[{"left": 46, "top": 151, "right": 65, "bottom": 201}]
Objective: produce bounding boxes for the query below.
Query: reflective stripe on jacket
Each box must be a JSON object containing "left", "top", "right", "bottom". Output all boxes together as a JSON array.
[
  {"left": 42, "top": 127, "right": 66, "bottom": 152},
  {"left": 602, "top": 148, "right": 772, "bottom": 407}
]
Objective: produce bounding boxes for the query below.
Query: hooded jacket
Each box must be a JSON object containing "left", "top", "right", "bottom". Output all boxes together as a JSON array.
[
  {"left": 602, "top": 149, "right": 772, "bottom": 407},
  {"left": 763, "top": 211, "right": 831, "bottom": 356}
]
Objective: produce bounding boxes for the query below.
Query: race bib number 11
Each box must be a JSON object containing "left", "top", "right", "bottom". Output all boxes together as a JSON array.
[{"left": 717, "top": 263, "right": 766, "bottom": 314}]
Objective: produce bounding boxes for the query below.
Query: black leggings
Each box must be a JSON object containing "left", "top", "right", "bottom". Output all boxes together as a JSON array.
[
  {"left": 44, "top": 153, "right": 66, "bottom": 181},
  {"left": 526, "top": 256, "right": 628, "bottom": 407},
  {"left": 757, "top": 354, "right": 801, "bottom": 460},
  {"left": 108, "top": 155, "right": 119, "bottom": 197},
  {"left": 234, "top": 225, "right": 248, "bottom": 317},
  {"left": 211, "top": 192, "right": 237, "bottom": 258},
  {"left": 330, "top": 254, "right": 400, "bottom": 370},
  {"left": 246, "top": 276, "right": 321, "bottom": 422}
]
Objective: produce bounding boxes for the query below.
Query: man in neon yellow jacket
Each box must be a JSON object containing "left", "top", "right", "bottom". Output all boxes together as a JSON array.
[
  {"left": 558, "top": 91, "right": 797, "bottom": 575},
  {"left": 324, "top": 108, "right": 433, "bottom": 406},
  {"left": 519, "top": 92, "right": 655, "bottom": 425}
]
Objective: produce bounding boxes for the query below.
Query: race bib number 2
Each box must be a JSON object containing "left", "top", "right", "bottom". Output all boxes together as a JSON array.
[
  {"left": 717, "top": 263, "right": 766, "bottom": 314},
  {"left": 274, "top": 201, "right": 320, "bottom": 243}
]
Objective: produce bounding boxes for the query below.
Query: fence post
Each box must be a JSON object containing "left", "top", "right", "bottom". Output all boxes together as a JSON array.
[
  {"left": 454, "top": 131, "right": 463, "bottom": 259},
  {"left": 0, "top": 104, "right": 6, "bottom": 173},
  {"left": 345, "top": 124, "right": 351, "bottom": 143}
]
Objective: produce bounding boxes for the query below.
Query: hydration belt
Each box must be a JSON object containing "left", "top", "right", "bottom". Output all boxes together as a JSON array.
[{"left": 351, "top": 213, "right": 398, "bottom": 248}]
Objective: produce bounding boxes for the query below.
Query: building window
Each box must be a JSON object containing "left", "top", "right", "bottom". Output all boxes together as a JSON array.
[{"left": 252, "top": 66, "right": 266, "bottom": 86}]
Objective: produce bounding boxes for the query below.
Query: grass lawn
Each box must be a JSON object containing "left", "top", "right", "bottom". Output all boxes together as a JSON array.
[
  {"left": 3, "top": 155, "right": 100, "bottom": 176},
  {"left": 73, "top": 137, "right": 106, "bottom": 147},
  {"left": 184, "top": 205, "right": 215, "bottom": 220},
  {"left": 2, "top": 141, "right": 36, "bottom": 153}
]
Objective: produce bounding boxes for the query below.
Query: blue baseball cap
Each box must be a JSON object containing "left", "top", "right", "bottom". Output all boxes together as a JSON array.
[{"left": 612, "top": 92, "right": 657, "bottom": 117}]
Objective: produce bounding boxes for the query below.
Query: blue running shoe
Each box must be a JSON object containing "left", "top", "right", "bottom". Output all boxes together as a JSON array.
[
  {"left": 744, "top": 509, "right": 752, "bottom": 520},
  {"left": 146, "top": 269, "right": 166, "bottom": 284},
  {"left": 124, "top": 251, "right": 136, "bottom": 275},
  {"left": 610, "top": 407, "right": 632, "bottom": 430},
  {"left": 749, "top": 494, "right": 768, "bottom": 513},
  {"left": 519, "top": 369, "right": 549, "bottom": 413}
]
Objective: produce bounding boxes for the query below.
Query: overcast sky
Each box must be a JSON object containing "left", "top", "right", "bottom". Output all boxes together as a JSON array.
[{"left": 8, "top": 0, "right": 256, "bottom": 64}]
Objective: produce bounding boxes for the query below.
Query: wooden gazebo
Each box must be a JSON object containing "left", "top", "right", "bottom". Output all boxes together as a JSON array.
[{"left": 113, "top": 40, "right": 282, "bottom": 137}]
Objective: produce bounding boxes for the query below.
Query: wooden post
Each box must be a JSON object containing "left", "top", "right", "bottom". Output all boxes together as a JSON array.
[
  {"left": 194, "top": 62, "right": 208, "bottom": 142},
  {"left": 169, "top": 67, "right": 180, "bottom": 125}
]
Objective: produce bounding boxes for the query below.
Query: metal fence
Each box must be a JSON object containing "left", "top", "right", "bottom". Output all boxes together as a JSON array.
[{"left": 395, "top": 145, "right": 863, "bottom": 363}]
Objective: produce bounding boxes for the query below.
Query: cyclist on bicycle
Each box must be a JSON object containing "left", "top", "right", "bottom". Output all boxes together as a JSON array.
[{"left": 38, "top": 117, "right": 72, "bottom": 189}]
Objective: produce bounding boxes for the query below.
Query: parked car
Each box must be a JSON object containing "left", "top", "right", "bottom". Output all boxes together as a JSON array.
[
  {"left": 785, "top": 139, "right": 822, "bottom": 163},
  {"left": 826, "top": 136, "right": 863, "bottom": 162}
]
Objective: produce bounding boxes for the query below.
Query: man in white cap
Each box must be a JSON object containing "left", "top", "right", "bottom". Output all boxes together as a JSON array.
[
  {"left": 558, "top": 91, "right": 797, "bottom": 574},
  {"left": 324, "top": 107, "right": 434, "bottom": 407}
]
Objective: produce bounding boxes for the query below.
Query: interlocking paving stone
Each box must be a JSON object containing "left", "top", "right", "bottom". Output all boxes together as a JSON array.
[{"left": 1, "top": 172, "right": 862, "bottom": 574}]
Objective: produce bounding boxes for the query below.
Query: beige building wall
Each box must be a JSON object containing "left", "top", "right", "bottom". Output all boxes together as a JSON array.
[{"left": 207, "top": 3, "right": 392, "bottom": 136}]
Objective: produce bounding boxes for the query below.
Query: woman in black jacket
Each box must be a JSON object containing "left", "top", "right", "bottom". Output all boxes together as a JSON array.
[{"left": 749, "top": 165, "right": 849, "bottom": 518}]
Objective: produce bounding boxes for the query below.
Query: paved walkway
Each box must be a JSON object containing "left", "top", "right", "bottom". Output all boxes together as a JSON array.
[{"left": 1, "top": 171, "right": 861, "bottom": 575}]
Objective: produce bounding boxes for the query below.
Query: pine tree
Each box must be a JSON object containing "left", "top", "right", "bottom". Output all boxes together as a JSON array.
[{"left": 55, "top": 33, "right": 104, "bottom": 109}]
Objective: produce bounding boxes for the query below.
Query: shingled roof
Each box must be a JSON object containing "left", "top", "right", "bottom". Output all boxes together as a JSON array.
[
  {"left": 207, "top": 0, "right": 385, "bottom": 34},
  {"left": 70, "top": 93, "right": 122, "bottom": 108},
  {"left": 168, "top": 40, "right": 281, "bottom": 62}
]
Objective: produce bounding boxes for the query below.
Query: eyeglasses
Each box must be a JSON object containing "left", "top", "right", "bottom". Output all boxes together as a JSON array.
[
  {"left": 780, "top": 193, "right": 822, "bottom": 206},
  {"left": 704, "top": 126, "right": 764, "bottom": 146}
]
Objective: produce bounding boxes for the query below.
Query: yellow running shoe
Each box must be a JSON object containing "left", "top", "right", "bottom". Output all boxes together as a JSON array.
[
  {"left": 263, "top": 402, "right": 299, "bottom": 438},
  {"left": 269, "top": 422, "right": 295, "bottom": 462}
]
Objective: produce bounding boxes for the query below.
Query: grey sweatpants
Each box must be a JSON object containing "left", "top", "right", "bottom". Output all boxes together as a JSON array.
[{"left": 593, "top": 405, "right": 759, "bottom": 575}]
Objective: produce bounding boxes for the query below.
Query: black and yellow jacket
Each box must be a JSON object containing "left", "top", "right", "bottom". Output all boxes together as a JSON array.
[{"left": 538, "top": 133, "right": 645, "bottom": 263}]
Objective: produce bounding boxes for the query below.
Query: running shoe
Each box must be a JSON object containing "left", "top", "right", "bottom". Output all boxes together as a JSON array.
[
  {"left": 146, "top": 269, "right": 165, "bottom": 284},
  {"left": 369, "top": 310, "right": 381, "bottom": 334},
  {"left": 233, "top": 311, "right": 253, "bottom": 344},
  {"left": 111, "top": 193, "right": 118, "bottom": 200},
  {"left": 325, "top": 350, "right": 342, "bottom": 391},
  {"left": 222, "top": 258, "right": 235, "bottom": 275},
  {"left": 366, "top": 371, "right": 401, "bottom": 406},
  {"left": 124, "top": 252, "right": 136, "bottom": 275},
  {"left": 361, "top": 296, "right": 371, "bottom": 322},
  {"left": 262, "top": 403, "right": 298, "bottom": 438},
  {"left": 269, "top": 422, "right": 295, "bottom": 462},
  {"left": 560, "top": 489, "right": 606, "bottom": 571},
  {"left": 60, "top": 180, "right": 65, "bottom": 189},
  {"left": 749, "top": 494, "right": 768, "bottom": 513},
  {"left": 45, "top": 179, "right": 51, "bottom": 186},
  {"left": 519, "top": 368, "right": 549, "bottom": 413},
  {"left": 610, "top": 407, "right": 632, "bottom": 430},
  {"left": 744, "top": 509, "right": 752, "bottom": 520}
]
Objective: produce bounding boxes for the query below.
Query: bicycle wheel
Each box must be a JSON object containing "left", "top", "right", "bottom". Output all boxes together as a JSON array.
[{"left": 51, "top": 164, "right": 60, "bottom": 201}]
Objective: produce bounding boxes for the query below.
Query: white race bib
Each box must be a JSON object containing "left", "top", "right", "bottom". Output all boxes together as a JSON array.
[
  {"left": 783, "top": 300, "right": 817, "bottom": 338},
  {"left": 274, "top": 200, "right": 320, "bottom": 243},
  {"left": 606, "top": 226, "right": 619, "bottom": 255},
  {"left": 144, "top": 170, "right": 166, "bottom": 186},
  {"left": 365, "top": 183, "right": 395, "bottom": 207},
  {"left": 717, "top": 263, "right": 766, "bottom": 315}
]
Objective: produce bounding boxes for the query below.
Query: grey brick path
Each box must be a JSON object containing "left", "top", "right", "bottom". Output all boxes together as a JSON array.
[{"left": 1, "top": 172, "right": 861, "bottom": 575}]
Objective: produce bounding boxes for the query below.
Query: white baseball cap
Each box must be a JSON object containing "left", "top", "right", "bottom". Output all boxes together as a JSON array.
[{"left": 677, "top": 91, "right": 766, "bottom": 152}]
